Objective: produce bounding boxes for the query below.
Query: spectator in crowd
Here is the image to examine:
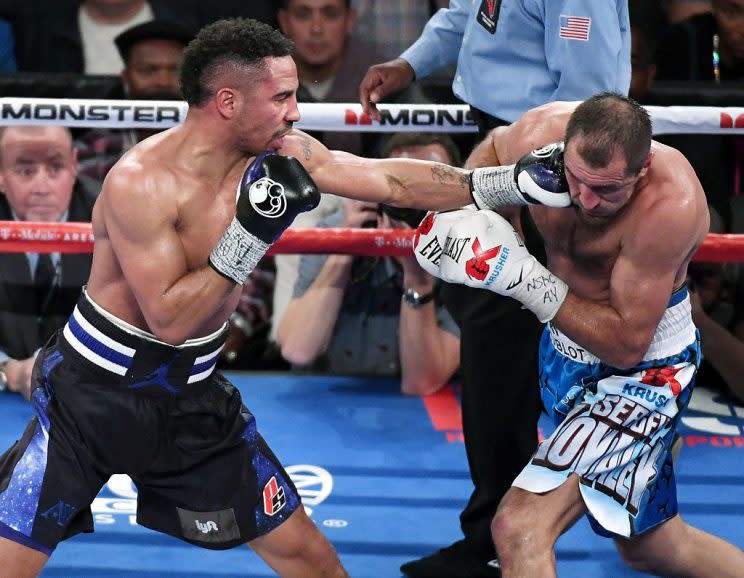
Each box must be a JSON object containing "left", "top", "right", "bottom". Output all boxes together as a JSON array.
[
  {"left": 627, "top": 1, "right": 663, "bottom": 104},
  {"left": 278, "top": 0, "right": 423, "bottom": 157},
  {"left": 653, "top": 0, "right": 743, "bottom": 229},
  {"left": 0, "top": 125, "right": 96, "bottom": 398},
  {"left": 113, "top": 18, "right": 193, "bottom": 100},
  {"left": 0, "top": 18, "right": 17, "bottom": 72},
  {"left": 196, "top": 1, "right": 278, "bottom": 28},
  {"left": 664, "top": 0, "right": 713, "bottom": 24},
  {"left": 359, "top": 2, "right": 630, "bottom": 576},
  {"left": 277, "top": 133, "right": 461, "bottom": 395},
  {"left": 689, "top": 259, "right": 744, "bottom": 404},
  {"left": 78, "top": 0, "right": 160, "bottom": 74},
  {"left": 75, "top": 19, "right": 194, "bottom": 185},
  {"left": 353, "top": 0, "right": 449, "bottom": 60},
  {"left": 1, "top": 0, "right": 201, "bottom": 74},
  {"left": 629, "top": 0, "right": 731, "bottom": 221},
  {"left": 272, "top": 0, "right": 431, "bottom": 358},
  {"left": 272, "top": 0, "right": 376, "bottom": 350},
  {"left": 656, "top": 0, "right": 744, "bottom": 82}
]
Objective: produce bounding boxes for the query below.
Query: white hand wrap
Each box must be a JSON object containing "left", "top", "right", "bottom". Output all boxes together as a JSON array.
[
  {"left": 209, "top": 218, "right": 270, "bottom": 285},
  {"left": 509, "top": 257, "right": 569, "bottom": 323},
  {"left": 470, "top": 165, "right": 526, "bottom": 210}
]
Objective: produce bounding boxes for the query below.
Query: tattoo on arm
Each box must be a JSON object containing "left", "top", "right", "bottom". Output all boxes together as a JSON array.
[
  {"left": 301, "top": 136, "right": 312, "bottom": 161},
  {"left": 431, "top": 165, "right": 455, "bottom": 184},
  {"left": 431, "top": 164, "right": 469, "bottom": 188}
]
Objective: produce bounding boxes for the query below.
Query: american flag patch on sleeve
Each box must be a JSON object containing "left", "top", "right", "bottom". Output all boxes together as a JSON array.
[{"left": 559, "top": 15, "right": 591, "bottom": 41}]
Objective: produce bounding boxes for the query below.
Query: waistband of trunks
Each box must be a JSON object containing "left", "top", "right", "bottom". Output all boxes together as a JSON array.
[
  {"left": 548, "top": 286, "right": 696, "bottom": 365},
  {"left": 60, "top": 290, "right": 227, "bottom": 393}
]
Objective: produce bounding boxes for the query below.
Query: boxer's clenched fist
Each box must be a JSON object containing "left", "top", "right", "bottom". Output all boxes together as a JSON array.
[
  {"left": 438, "top": 210, "right": 568, "bottom": 323},
  {"left": 209, "top": 152, "right": 320, "bottom": 285},
  {"left": 413, "top": 208, "right": 475, "bottom": 277},
  {"left": 470, "top": 142, "right": 571, "bottom": 210}
]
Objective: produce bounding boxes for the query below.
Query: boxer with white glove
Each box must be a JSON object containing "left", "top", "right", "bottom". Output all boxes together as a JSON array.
[
  {"left": 470, "top": 142, "right": 571, "bottom": 210},
  {"left": 413, "top": 208, "right": 477, "bottom": 277},
  {"left": 209, "top": 151, "right": 320, "bottom": 285},
  {"left": 438, "top": 210, "right": 568, "bottom": 323}
]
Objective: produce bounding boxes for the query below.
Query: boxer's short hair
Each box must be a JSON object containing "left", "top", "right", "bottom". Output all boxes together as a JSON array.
[{"left": 180, "top": 18, "right": 294, "bottom": 106}]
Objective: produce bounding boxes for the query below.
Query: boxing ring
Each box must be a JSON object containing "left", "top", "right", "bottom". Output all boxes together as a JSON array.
[{"left": 1, "top": 99, "right": 744, "bottom": 577}]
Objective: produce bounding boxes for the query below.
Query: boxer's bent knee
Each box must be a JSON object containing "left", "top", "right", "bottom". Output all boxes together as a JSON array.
[{"left": 491, "top": 489, "right": 543, "bottom": 561}]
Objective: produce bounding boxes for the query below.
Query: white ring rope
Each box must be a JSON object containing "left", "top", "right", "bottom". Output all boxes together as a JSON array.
[{"left": 2, "top": 98, "right": 744, "bottom": 135}]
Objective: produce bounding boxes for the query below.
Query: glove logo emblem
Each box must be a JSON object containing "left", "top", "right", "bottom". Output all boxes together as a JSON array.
[
  {"left": 465, "top": 238, "right": 503, "bottom": 281},
  {"left": 413, "top": 212, "right": 435, "bottom": 248},
  {"left": 530, "top": 141, "right": 563, "bottom": 158},
  {"left": 505, "top": 265, "right": 524, "bottom": 290},
  {"left": 249, "top": 177, "right": 287, "bottom": 218}
]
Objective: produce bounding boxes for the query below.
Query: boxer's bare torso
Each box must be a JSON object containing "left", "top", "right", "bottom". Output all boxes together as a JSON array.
[
  {"left": 87, "top": 126, "right": 249, "bottom": 339},
  {"left": 491, "top": 100, "right": 708, "bottom": 306},
  {"left": 532, "top": 140, "right": 708, "bottom": 303}
]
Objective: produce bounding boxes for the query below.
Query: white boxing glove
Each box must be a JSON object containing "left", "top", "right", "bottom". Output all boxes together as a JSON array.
[
  {"left": 413, "top": 208, "right": 477, "bottom": 277},
  {"left": 438, "top": 210, "right": 568, "bottom": 323},
  {"left": 470, "top": 142, "right": 571, "bottom": 210}
]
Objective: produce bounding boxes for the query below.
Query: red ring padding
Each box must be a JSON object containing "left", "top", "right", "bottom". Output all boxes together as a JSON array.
[{"left": 0, "top": 221, "right": 742, "bottom": 262}]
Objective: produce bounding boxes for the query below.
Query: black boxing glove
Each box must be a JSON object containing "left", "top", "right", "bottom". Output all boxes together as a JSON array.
[
  {"left": 470, "top": 142, "right": 571, "bottom": 209},
  {"left": 209, "top": 152, "right": 320, "bottom": 284}
]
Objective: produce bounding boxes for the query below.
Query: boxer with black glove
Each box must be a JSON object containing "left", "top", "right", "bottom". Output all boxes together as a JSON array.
[
  {"left": 470, "top": 142, "right": 571, "bottom": 209},
  {"left": 209, "top": 151, "right": 320, "bottom": 285}
]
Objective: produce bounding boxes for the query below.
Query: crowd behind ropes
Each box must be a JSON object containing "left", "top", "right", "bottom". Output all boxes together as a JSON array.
[
  {"left": 0, "top": 1, "right": 742, "bottom": 432},
  {"left": 1, "top": 2, "right": 744, "bottom": 578}
]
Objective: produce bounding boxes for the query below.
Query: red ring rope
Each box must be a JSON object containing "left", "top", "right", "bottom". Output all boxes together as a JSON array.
[{"left": 0, "top": 221, "right": 741, "bottom": 261}]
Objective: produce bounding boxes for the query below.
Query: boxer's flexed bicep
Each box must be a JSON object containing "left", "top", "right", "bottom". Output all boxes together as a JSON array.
[
  {"left": 472, "top": 101, "right": 579, "bottom": 170},
  {"left": 100, "top": 166, "right": 188, "bottom": 316},
  {"left": 609, "top": 198, "right": 702, "bottom": 358},
  {"left": 506, "top": 102, "right": 579, "bottom": 160}
]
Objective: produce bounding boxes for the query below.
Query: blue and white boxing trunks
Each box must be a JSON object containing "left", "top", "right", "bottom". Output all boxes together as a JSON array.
[{"left": 513, "top": 286, "right": 700, "bottom": 538}]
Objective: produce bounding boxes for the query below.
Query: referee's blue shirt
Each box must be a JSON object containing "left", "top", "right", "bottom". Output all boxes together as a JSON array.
[{"left": 400, "top": 0, "right": 630, "bottom": 123}]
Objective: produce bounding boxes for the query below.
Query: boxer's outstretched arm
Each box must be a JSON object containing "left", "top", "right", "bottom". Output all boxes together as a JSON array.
[
  {"left": 280, "top": 130, "right": 472, "bottom": 210},
  {"left": 102, "top": 167, "right": 235, "bottom": 345}
]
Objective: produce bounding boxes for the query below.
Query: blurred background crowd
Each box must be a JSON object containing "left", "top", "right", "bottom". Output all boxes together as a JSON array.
[
  {"left": 0, "top": 0, "right": 742, "bottom": 405},
  {"left": 2, "top": 2, "right": 744, "bottom": 577}
]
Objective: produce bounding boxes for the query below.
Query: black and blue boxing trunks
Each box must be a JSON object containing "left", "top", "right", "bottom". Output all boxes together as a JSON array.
[{"left": 0, "top": 290, "right": 299, "bottom": 554}]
